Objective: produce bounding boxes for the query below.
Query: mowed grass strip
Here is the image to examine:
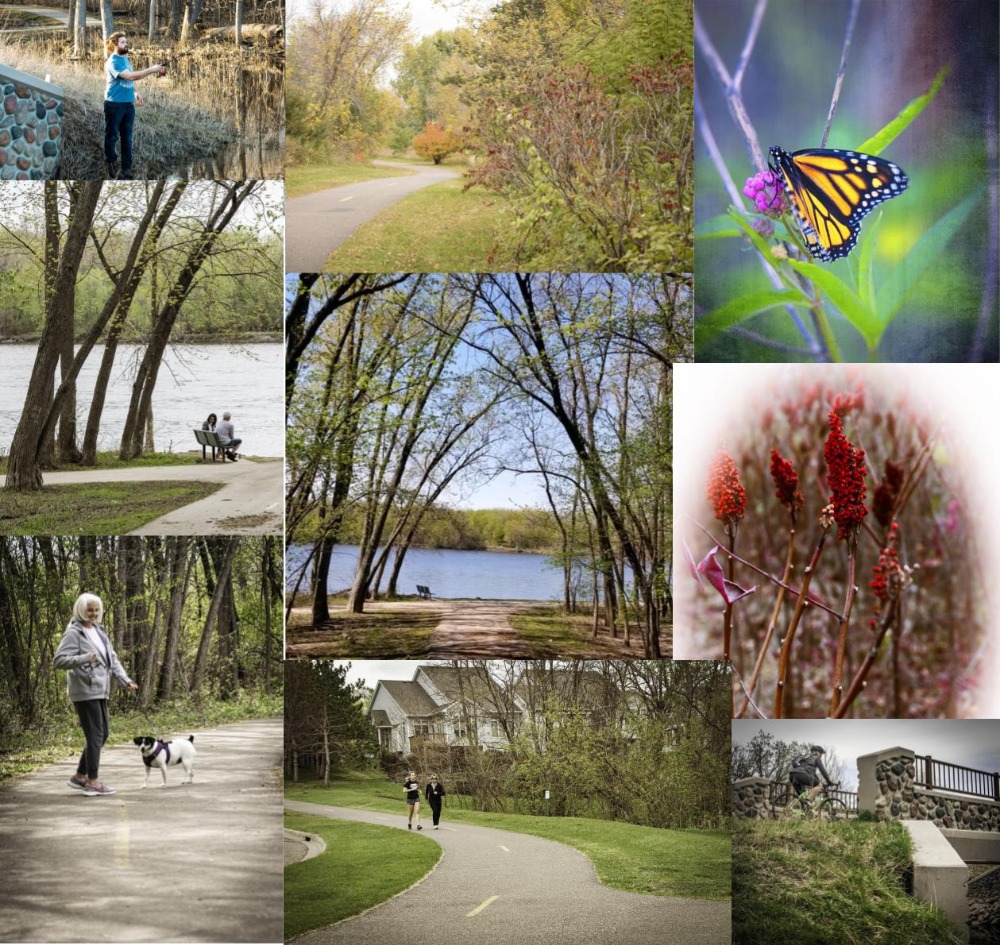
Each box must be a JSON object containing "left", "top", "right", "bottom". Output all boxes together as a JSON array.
[
  {"left": 734, "top": 818, "right": 964, "bottom": 945},
  {"left": 284, "top": 812, "right": 440, "bottom": 939},
  {"left": 285, "top": 778, "right": 731, "bottom": 901},
  {"left": 325, "top": 178, "right": 517, "bottom": 272},
  {"left": 0, "top": 481, "right": 221, "bottom": 534},
  {"left": 285, "top": 162, "right": 416, "bottom": 200}
]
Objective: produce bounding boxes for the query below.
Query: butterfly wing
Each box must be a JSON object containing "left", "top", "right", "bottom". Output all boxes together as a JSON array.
[{"left": 769, "top": 147, "right": 909, "bottom": 262}]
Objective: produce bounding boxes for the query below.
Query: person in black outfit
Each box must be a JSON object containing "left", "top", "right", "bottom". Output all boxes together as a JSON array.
[
  {"left": 789, "top": 745, "right": 836, "bottom": 803},
  {"left": 404, "top": 770, "right": 422, "bottom": 830},
  {"left": 425, "top": 774, "right": 446, "bottom": 829}
]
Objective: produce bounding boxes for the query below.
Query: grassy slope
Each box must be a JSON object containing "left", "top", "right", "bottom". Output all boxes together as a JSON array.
[
  {"left": 734, "top": 818, "right": 964, "bottom": 945},
  {"left": 284, "top": 814, "right": 441, "bottom": 938},
  {"left": 286, "top": 775, "right": 731, "bottom": 901},
  {"left": 285, "top": 605, "right": 441, "bottom": 659}
]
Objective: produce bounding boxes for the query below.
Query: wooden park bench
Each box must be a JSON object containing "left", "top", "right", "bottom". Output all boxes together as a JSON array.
[
  {"left": 194, "top": 428, "right": 233, "bottom": 463},
  {"left": 416, "top": 584, "right": 434, "bottom": 599}
]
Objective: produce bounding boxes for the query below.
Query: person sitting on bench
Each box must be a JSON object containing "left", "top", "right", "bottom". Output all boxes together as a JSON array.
[
  {"left": 215, "top": 412, "right": 243, "bottom": 462},
  {"left": 202, "top": 412, "right": 217, "bottom": 432}
]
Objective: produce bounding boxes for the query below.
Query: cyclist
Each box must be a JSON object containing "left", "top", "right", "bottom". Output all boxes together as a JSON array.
[{"left": 789, "top": 745, "right": 835, "bottom": 804}]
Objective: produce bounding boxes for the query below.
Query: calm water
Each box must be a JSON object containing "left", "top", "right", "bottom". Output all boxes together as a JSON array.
[
  {"left": 0, "top": 343, "right": 283, "bottom": 457},
  {"left": 287, "top": 544, "right": 567, "bottom": 602}
]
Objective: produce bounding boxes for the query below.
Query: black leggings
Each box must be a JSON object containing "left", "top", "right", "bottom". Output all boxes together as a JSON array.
[
  {"left": 74, "top": 699, "right": 109, "bottom": 780},
  {"left": 429, "top": 799, "right": 442, "bottom": 825}
]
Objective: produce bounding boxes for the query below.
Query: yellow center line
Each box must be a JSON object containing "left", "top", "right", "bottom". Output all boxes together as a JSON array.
[{"left": 466, "top": 895, "right": 500, "bottom": 917}]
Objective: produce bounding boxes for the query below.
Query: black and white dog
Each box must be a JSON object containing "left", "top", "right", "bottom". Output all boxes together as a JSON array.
[{"left": 133, "top": 735, "right": 196, "bottom": 787}]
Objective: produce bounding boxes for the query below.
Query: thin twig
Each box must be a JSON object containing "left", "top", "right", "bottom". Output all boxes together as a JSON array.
[
  {"left": 833, "top": 597, "right": 899, "bottom": 718},
  {"left": 694, "top": 85, "right": 744, "bottom": 208},
  {"left": 689, "top": 517, "right": 842, "bottom": 620},
  {"left": 829, "top": 544, "right": 859, "bottom": 715},
  {"left": 774, "top": 524, "right": 831, "bottom": 718},
  {"left": 736, "top": 524, "right": 795, "bottom": 718},
  {"left": 732, "top": 0, "right": 768, "bottom": 92},
  {"left": 733, "top": 665, "right": 770, "bottom": 720},
  {"left": 821, "top": 0, "right": 862, "bottom": 147}
]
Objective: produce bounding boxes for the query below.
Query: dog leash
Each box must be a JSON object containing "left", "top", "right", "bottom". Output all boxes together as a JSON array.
[{"left": 132, "top": 691, "right": 162, "bottom": 740}]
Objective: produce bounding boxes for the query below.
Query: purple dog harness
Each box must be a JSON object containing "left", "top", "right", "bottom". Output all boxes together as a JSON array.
[{"left": 142, "top": 740, "right": 171, "bottom": 767}]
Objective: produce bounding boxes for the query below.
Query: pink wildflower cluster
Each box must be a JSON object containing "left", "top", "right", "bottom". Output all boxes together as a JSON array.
[{"left": 742, "top": 170, "right": 788, "bottom": 218}]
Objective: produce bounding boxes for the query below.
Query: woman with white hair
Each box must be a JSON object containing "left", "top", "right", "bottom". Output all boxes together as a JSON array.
[{"left": 53, "top": 593, "right": 138, "bottom": 796}]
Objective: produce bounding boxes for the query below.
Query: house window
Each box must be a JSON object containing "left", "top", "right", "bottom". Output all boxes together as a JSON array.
[
  {"left": 379, "top": 729, "right": 391, "bottom": 749},
  {"left": 413, "top": 720, "right": 431, "bottom": 736},
  {"left": 488, "top": 719, "right": 503, "bottom": 739},
  {"left": 454, "top": 719, "right": 469, "bottom": 740}
]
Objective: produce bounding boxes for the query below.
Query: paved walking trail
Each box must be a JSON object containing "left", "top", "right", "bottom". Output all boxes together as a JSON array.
[
  {"left": 0, "top": 718, "right": 284, "bottom": 944},
  {"left": 284, "top": 801, "right": 731, "bottom": 945},
  {"left": 3, "top": 457, "right": 283, "bottom": 534},
  {"left": 0, "top": 5, "right": 101, "bottom": 29},
  {"left": 285, "top": 161, "right": 461, "bottom": 272}
]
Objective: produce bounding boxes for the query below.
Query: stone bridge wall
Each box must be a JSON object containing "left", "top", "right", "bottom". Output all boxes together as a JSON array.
[
  {"left": 858, "top": 747, "right": 1000, "bottom": 831},
  {"left": 0, "top": 65, "right": 63, "bottom": 180}
]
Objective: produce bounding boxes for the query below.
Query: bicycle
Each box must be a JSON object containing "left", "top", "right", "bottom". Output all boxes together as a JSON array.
[{"left": 785, "top": 781, "right": 848, "bottom": 821}]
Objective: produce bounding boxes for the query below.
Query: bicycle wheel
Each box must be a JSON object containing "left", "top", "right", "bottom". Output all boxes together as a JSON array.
[
  {"left": 816, "top": 797, "right": 848, "bottom": 821},
  {"left": 785, "top": 793, "right": 811, "bottom": 819}
]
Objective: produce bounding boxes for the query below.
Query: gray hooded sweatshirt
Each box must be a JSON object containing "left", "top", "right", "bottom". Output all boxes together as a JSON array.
[{"left": 53, "top": 619, "right": 134, "bottom": 702}]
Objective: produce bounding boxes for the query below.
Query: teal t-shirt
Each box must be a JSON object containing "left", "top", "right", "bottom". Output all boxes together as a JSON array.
[{"left": 104, "top": 53, "right": 135, "bottom": 103}]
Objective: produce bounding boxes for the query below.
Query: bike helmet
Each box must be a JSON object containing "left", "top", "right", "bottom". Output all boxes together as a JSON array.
[{"left": 810, "top": 745, "right": 825, "bottom": 754}]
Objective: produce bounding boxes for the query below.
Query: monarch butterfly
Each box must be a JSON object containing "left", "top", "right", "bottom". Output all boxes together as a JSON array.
[{"left": 769, "top": 146, "right": 909, "bottom": 262}]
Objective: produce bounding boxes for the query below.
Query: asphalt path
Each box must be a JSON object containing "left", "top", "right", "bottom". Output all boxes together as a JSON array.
[
  {"left": 2, "top": 457, "right": 283, "bottom": 534},
  {"left": 0, "top": 717, "right": 284, "bottom": 943},
  {"left": 1, "top": 5, "right": 101, "bottom": 29},
  {"left": 284, "top": 801, "right": 731, "bottom": 945},
  {"left": 284, "top": 161, "right": 461, "bottom": 273}
]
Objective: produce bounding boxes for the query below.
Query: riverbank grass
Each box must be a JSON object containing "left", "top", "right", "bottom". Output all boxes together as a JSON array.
[
  {"left": 510, "top": 607, "right": 653, "bottom": 657},
  {"left": 734, "top": 818, "right": 963, "bottom": 944},
  {"left": 286, "top": 776, "right": 731, "bottom": 902},
  {"left": 285, "top": 161, "right": 416, "bottom": 199},
  {"left": 0, "top": 451, "right": 200, "bottom": 475},
  {"left": 325, "top": 178, "right": 516, "bottom": 271},
  {"left": 0, "top": 480, "right": 221, "bottom": 534},
  {"left": 0, "top": 33, "right": 235, "bottom": 179},
  {"left": 285, "top": 599, "right": 441, "bottom": 658}
]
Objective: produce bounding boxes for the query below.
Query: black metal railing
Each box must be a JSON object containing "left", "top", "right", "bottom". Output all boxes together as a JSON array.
[
  {"left": 913, "top": 756, "right": 1000, "bottom": 801},
  {"left": 768, "top": 781, "right": 858, "bottom": 812}
]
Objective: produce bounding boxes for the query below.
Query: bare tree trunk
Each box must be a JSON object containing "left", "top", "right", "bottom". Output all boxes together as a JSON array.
[
  {"left": 101, "top": 0, "right": 115, "bottom": 43},
  {"left": 73, "top": 0, "right": 88, "bottom": 59},
  {"left": 191, "top": 537, "right": 238, "bottom": 692},
  {"left": 148, "top": 0, "right": 157, "bottom": 43},
  {"left": 6, "top": 182, "right": 102, "bottom": 491},
  {"left": 235, "top": 0, "right": 244, "bottom": 44}
]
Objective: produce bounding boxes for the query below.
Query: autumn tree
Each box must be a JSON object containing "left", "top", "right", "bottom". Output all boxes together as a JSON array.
[{"left": 412, "top": 121, "right": 464, "bottom": 164}]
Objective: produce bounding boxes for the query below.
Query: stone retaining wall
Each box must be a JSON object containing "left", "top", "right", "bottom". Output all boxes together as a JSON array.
[
  {"left": 859, "top": 747, "right": 1000, "bottom": 830},
  {"left": 968, "top": 866, "right": 1000, "bottom": 944},
  {"left": 0, "top": 65, "right": 63, "bottom": 180},
  {"left": 732, "top": 777, "right": 772, "bottom": 818}
]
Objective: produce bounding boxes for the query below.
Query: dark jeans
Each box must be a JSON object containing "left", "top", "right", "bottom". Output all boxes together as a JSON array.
[
  {"left": 225, "top": 439, "right": 242, "bottom": 454},
  {"left": 74, "top": 698, "right": 109, "bottom": 780},
  {"left": 103, "top": 101, "right": 135, "bottom": 171}
]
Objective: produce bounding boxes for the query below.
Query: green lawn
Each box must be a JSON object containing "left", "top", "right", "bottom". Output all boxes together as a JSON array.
[
  {"left": 286, "top": 775, "right": 731, "bottom": 901},
  {"left": 325, "top": 178, "right": 518, "bottom": 272},
  {"left": 734, "top": 818, "right": 964, "bottom": 944},
  {"left": 0, "top": 480, "right": 221, "bottom": 534},
  {"left": 284, "top": 813, "right": 441, "bottom": 938},
  {"left": 285, "top": 162, "right": 415, "bottom": 200}
]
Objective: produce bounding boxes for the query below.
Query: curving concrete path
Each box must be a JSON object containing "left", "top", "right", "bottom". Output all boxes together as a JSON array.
[
  {"left": 0, "top": 718, "right": 284, "bottom": 944},
  {"left": 284, "top": 801, "right": 731, "bottom": 945},
  {"left": 425, "top": 600, "right": 546, "bottom": 658},
  {"left": 285, "top": 161, "right": 461, "bottom": 273},
  {"left": 2, "top": 457, "right": 283, "bottom": 535},
  {"left": 0, "top": 5, "right": 101, "bottom": 29}
]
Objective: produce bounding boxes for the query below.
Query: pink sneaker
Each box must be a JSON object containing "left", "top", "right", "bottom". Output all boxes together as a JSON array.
[
  {"left": 83, "top": 782, "right": 117, "bottom": 796},
  {"left": 68, "top": 775, "right": 88, "bottom": 791}
]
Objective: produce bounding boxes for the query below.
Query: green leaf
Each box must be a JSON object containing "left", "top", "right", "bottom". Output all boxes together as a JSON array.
[
  {"left": 787, "top": 259, "right": 879, "bottom": 349},
  {"left": 696, "top": 289, "right": 809, "bottom": 347},
  {"left": 696, "top": 213, "right": 742, "bottom": 239},
  {"left": 857, "top": 66, "right": 949, "bottom": 155},
  {"left": 875, "top": 188, "right": 984, "bottom": 325},
  {"left": 856, "top": 210, "right": 882, "bottom": 316}
]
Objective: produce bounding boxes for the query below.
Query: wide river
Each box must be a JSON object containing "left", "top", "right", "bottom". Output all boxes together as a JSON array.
[
  {"left": 0, "top": 343, "right": 283, "bottom": 458},
  {"left": 287, "top": 544, "right": 567, "bottom": 602}
]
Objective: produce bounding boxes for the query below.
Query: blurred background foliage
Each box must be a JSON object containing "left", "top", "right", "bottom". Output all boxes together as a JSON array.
[{"left": 694, "top": 0, "right": 998, "bottom": 362}]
